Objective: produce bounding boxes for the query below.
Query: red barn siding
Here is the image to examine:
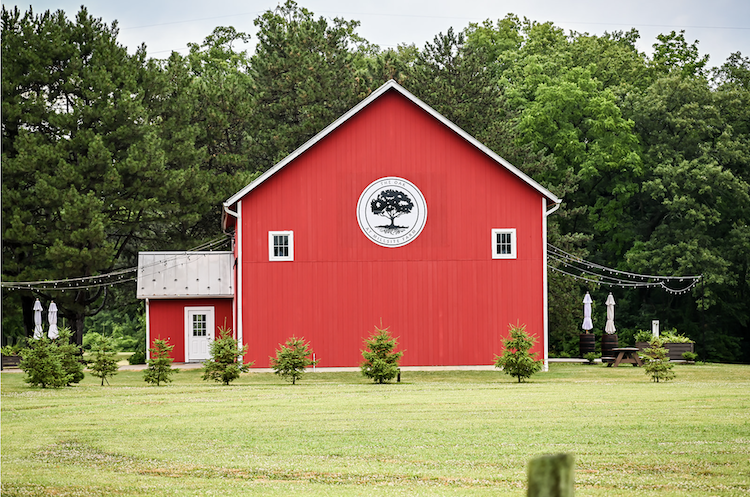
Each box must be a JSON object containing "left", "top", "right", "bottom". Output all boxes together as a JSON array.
[
  {"left": 237, "top": 90, "right": 547, "bottom": 367},
  {"left": 148, "top": 298, "right": 233, "bottom": 363}
]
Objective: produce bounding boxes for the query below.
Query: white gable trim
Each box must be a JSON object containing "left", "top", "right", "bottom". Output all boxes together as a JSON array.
[{"left": 224, "top": 80, "right": 561, "bottom": 209}]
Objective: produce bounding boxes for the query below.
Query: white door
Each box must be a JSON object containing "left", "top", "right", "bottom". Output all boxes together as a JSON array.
[{"left": 185, "top": 307, "right": 214, "bottom": 362}]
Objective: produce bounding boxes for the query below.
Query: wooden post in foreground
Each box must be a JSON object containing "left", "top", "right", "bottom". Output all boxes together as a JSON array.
[{"left": 527, "top": 453, "right": 574, "bottom": 497}]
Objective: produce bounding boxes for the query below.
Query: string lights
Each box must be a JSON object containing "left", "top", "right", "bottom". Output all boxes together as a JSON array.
[
  {"left": 1, "top": 235, "right": 231, "bottom": 293},
  {"left": 547, "top": 243, "right": 701, "bottom": 295}
]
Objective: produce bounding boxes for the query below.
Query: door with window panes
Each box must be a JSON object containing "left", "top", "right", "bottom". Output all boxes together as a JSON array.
[{"left": 185, "top": 307, "right": 214, "bottom": 361}]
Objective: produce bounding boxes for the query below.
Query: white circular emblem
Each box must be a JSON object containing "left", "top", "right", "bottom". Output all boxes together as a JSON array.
[{"left": 357, "top": 177, "right": 427, "bottom": 247}]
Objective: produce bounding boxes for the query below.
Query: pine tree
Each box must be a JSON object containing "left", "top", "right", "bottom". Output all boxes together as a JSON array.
[
  {"left": 202, "top": 326, "right": 251, "bottom": 385},
  {"left": 143, "top": 339, "right": 178, "bottom": 386},
  {"left": 88, "top": 334, "right": 119, "bottom": 386},
  {"left": 249, "top": 0, "right": 368, "bottom": 170},
  {"left": 270, "top": 336, "right": 318, "bottom": 385},
  {"left": 1, "top": 6, "right": 213, "bottom": 343},
  {"left": 494, "top": 323, "right": 542, "bottom": 383},
  {"left": 361, "top": 323, "right": 403, "bottom": 384},
  {"left": 642, "top": 337, "right": 675, "bottom": 383}
]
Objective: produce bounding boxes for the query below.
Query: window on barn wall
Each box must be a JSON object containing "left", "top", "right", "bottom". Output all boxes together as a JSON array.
[
  {"left": 492, "top": 229, "right": 517, "bottom": 259},
  {"left": 269, "top": 231, "right": 294, "bottom": 261}
]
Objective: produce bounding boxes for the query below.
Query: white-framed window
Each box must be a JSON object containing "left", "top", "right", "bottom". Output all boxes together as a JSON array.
[
  {"left": 492, "top": 228, "right": 517, "bottom": 259},
  {"left": 269, "top": 231, "right": 294, "bottom": 261}
]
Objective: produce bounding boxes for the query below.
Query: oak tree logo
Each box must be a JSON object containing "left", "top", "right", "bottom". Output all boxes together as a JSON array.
[
  {"left": 357, "top": 177, "right": 427, "bottom": 248},
  {"left": 370, "top": 189, "right": 414, "bottom": 234}
]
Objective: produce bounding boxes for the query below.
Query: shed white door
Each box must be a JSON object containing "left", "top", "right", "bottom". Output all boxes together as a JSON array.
[{"left": 185, "top": 307, "right": 214, "bottom": 362}]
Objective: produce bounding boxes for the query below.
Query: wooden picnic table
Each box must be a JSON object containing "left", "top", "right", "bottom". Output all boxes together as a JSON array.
[{"left": 601, "top": 347, "right": 643, "bottom": 367}]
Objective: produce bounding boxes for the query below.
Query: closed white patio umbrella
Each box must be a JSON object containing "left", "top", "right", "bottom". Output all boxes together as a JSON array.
[
  {"left": 605, "top": 293, "right": 616, "bottom": 334},
  {"left": 33, "top": 299, "right": 44, "bottom": 339},
  {"left": 48, "top": 301, "right": 59, "bottom": 339},
  {"left": 582, "top": 292, "right": 594, "bottom": 332}
]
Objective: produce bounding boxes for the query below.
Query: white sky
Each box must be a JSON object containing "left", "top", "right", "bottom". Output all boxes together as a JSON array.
[{"left": 5, "top": 0, "right": 749, "bottom": 68}]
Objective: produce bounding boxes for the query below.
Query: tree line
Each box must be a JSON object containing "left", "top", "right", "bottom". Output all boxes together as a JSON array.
[{"left": 2, "top": 1, "right": 748, "bottom": 362}]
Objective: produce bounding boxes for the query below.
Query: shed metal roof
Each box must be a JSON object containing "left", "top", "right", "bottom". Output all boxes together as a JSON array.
[{"left": 137, "top": 251, "right": 234, "bottom": 299}]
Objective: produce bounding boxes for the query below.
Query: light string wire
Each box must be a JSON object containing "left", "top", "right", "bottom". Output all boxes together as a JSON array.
[
  {"left": 1, "top": 237, "right": 701, "bottom": 295},
  {"left": 1, "top": 235, "right": 231, "bottom": 292},
  {"left": 547, "top": 244, "right": 702, "bottom": 295}
]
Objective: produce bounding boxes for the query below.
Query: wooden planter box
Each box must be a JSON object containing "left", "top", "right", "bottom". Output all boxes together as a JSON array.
[
  {"left": 636, "top": 342, "right": 695, "bottom": 361},
  {"left": 2, "top": 355, "right": 21, "bottom": 368}
]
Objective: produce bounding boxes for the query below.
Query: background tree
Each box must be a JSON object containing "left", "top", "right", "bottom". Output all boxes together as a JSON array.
[
  {"left": 143, "top": 339, "right": 178, "bottom": 386},
  {"left": 494, "top": 323, "right": 542, "bottom": 382},
  {"left": 87, "top": 334, "right": 119, "bottom": 386},
  {"left": 1, "top": 6, "right": 207, "bottom": 344},
  {"left": 248, "top": 0, "right": 369, "bottom": 169},
  {"left": 361, "top": 323, "right": 403, "bottom": 384},
  {"left": 202, "top": 325, "right": 251, "bottom": 385},
  {"left": 270, "top": 336, "right": 318, "bottom": 385}
]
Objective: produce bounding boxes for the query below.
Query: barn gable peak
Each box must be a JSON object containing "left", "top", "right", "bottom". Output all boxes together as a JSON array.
[{"left": 223, "top": 80, "right": 560, "bottom": 228}]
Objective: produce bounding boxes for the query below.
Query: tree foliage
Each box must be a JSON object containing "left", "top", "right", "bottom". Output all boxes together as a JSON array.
[
  {"left": 494, "top": 323, "right": 542, "bottom": 383},
  {"left": 361, "top": 323, "right": 403, "bottom": 384},
  {"left": 202, "top": 326, "right": 251, "bottom": 385},
  {"left": 270, "top": 336, "right": 318, "bottom": 385}
]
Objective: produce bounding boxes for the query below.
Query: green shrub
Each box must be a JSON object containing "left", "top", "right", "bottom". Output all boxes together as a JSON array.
[
  {"left": 19, "top": 336, "right": 70, "bottom": 388},
  {"left": 88, "top": 334, "right": 119, "bottom": 386},
  {"left": 1, "top": 340, "right": 25, "bottom": 356},
  {"left": 202, "top": 326, "right": 251, "bottom": 385},
  {"left": 659, "top": 330, "right": 694, "bottom": 343},
  {"left": 642, "top": 337, "right": 675, "bottom": 383},
  {"left": 494, "top": 323, "right": 542, "bottom": 382},
  {"left": 634, "top": 330, "right": 653, "bottom": 343},
  {"left": 143, "top": 339, "right": 178, "bottom": 386},
  {"left": 19, "top": 328, "right": 82, "bottom": 388},
  {"left": 271, "top": 336, "right": 318, "bottom": 385},
  {"left": 583, "top": 352, "right": 600, "bottom": 364},
  {"left": 128, "top": 347, "right": 146, "bottom": 365},
  {"left": 682, "top": 351, "right": 699, "bottom": 362},
  {"left": 361, "top": 323, "right": 403, "bottom": 384}
]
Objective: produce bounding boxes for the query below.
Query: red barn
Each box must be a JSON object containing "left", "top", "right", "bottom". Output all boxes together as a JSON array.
[{"left": 138, "top": 80, "right": 560, "bottom": 369}]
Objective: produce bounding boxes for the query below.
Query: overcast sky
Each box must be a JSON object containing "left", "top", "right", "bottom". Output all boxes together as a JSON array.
[{"left": 6, "top": 0, "right": 749, "bottom": 68}]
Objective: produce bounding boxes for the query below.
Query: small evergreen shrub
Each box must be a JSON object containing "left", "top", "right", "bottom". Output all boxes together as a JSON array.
[
  {"left": 494, "top": 323, "right": 542, "bottom": 383},
  {"left": 642, "top": 336, "right": 675, "bottom": 382},
  {"left": 20, "top": 336, "right": 70, "bottom": 388},
  {"left": 271, "top": 336, "right": 318, "bottom": 384},
  {"left": 202, "top": 326, "right": 252, "bottom": 385},
  {"left": 360, "top": 322, "right": 403, "bottom": 384},
  {"left": 19, "top": 327, "right": 83, "bottom": 388},
  {"left": 88, "top": 334, "right": 119, "bottom": 386},
  {"left": 143, "top": 339, "right": 178, "bottom": 386}
]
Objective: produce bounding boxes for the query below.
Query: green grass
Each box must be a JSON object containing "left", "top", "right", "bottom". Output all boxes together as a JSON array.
[{"left": 2, "top": 363, "right": 749, "bottom": 496}]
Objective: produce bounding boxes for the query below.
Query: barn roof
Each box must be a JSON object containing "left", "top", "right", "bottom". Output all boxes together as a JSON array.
[{"left": 223, "top": 79, "right": 560, "bottom": 229}]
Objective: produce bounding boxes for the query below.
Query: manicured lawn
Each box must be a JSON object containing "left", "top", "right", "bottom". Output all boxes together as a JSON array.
[{"left": 2, "top": 363, "right": 749, "bottom": 496}]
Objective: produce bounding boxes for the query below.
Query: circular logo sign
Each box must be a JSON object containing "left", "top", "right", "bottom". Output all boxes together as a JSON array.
[{"left": 357, "top": 177, "right": 427, "bottom": 247}]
